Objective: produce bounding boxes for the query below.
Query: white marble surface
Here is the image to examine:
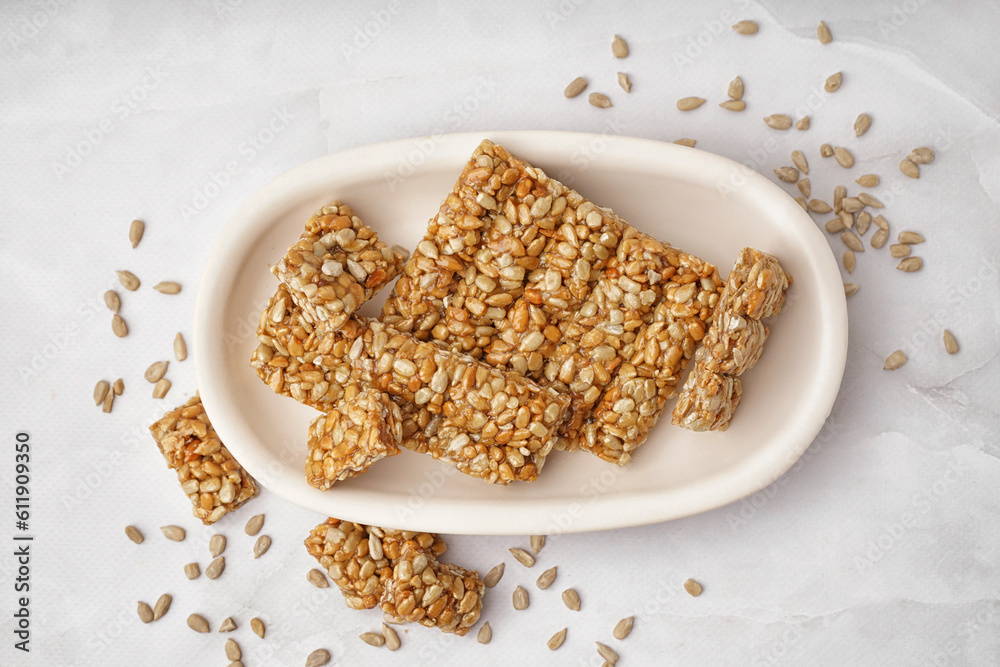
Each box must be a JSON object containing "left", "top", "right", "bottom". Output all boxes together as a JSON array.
[{"left": 2, "top": 1, "right": 999, "bottom": 665}]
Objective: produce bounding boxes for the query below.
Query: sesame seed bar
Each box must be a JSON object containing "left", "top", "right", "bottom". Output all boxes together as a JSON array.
[
  {"left": 149, "top": 395, "right": 258, "bottom": 525},
  {"left": 271, "top": 201, "right": 408, "bottom": 329},
  {"left": 305, "top": 383, "right": 402, "bottom": 490}
]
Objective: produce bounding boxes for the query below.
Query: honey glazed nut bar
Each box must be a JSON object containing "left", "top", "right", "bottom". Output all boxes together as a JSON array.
[{"left": 149, "top": 395, "right": 258, "bottom": 524}]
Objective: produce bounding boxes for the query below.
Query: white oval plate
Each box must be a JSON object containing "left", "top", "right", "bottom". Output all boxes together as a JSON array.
[{"left": 194, "top": 131, "right": 847, "bottom": 535}]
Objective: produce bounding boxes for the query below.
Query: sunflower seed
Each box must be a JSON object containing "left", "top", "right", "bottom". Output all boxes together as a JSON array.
[
  {"left": 305, "top": 649, "right": 331, "bottom": 666},
  {"left": 589, "top": 93, "right": 612, "bottom": 108},
  {"left": 825, "top": 218, "right": 846, "bottom": 234},
  {"left": 537, "top": 566, "right": 557, "bottom": 590},
  {"left": 871, "top": 228, "right": 889, "bottom": 249},
  {"left": 856, "top": 211, "right": 872, "bottom": 235},
  {"left": 890, "top": 243, "right": 911, "bottom": 258},
  {"left": 254, "top": 535, "right": 272, "bottom": 558},
  {"left": 732, "top": 20, "right": 758, "bottom": 34},
  {"left": 796, "top": 116, "right": 811, "bottom": 130},
  {"left": 184, "top": 562, "right": 201, "bottom": 580},
  {"left": 764, "top": 114, "right": 792, "bottom": 130},
  {"left": 153, "top": 281, "right": 181, "bottom": 295},
  {"left": 104, "top": 290, "right": 121, "bottom": 314},
  {"left": 477, "top": 622, "right": 492, "bottom": 644},
  {"left": 308, "top": 568, "right": 329, "bottom": 588},
  {"left": 513, "top": 585, "right": 529, "bottom": 610},
  {"left": 943, "top": 330, "right": 959, "bottom": 354},
  {"left": 562, "top": 588, "right": 581, "bottom": 611},
  {"left": 152, "top": 378, "right": 171, "bottom": 399},
  {"left": 547, "top": 628, "right": 568, "bottom": 650},
  {"left": 834, "top": 146, "right": 854, "bottom": 168},
  {"left": 509, "top": 547, "right": 535, "bottom": 567},
  {"left": 116, "top": 270, "right": 140, "bottom": 291},
  {"left": 145, "top": 361, "right": 169, "bottom": 383},
  {"left": 251, "top": 617, "right": 266, "bottom": 639},
  {"left": 597, "top": 642, "right": 619, "bottom": 664},
  {"left": 908, "top": 147, "right": 935, "bottom": 164},
  {"left": 530, "top": 535, "right": 546, "bottom": 554},
  {"left": 112, "top": 314, "right": 128, "bottom": 338},
  {"left": 188, "top": 614, "right": 210, "bottom": 633},
  {"left": 841, "top": 197, "right": 863, "bottom": 213},
  {"left": 884, "top": 350, "right": 907, "bottom": 370},
  {"left": 674, "top": 138, "right": 696, "bottom": 147},
  {"left": 824, "top": 72, "right": 842, "bottom": 93},
  {"left": 817, "top": 20, "right": 832, "bottom": 43},
  {"left": 161, "top": 525, "right": 185, "bottom": 542},
  {"left": 820, "top": 143, "right": 834, "bottom": 157},
  {"left": 677, "top": 97, "right": 706, "bottom": 111},
  {"left": 617, "top": 72, "right": 631, "bottom": 93},
  {"left": 129, "top": 219, "right": 145, "bottom": 248},
  {"left": 833, "top": 185, "right": 846, "bottom": 212},
  {"left": 795, "top": 196, "right": 807, "bottom": 210},
  {"left": 840, "top": 211, "right": 854, "bottom": 229},
  {"left": 899, "top": 159, "right": 920, "bottom": 178},
  {"left": 874, "top": 214, "right": 889, "bottom": 231},
  {"left": 856, "top": 174, "right": 879, "bottom": 187},
  {"left": 898, "top": 231, "right": 925, "bottom": 244},
  {"left": 790, "top": 150, "right": 808, "bottom": 174},
  {"left": 727, "top": 76, "right": 744, "bottom": 99},
  {"left": 206, "top": 556, "right": 225, "bottom": 580},
  {"left": 775, "top": 166, "right": 799, "bottom": 183},
  {"left": 137, "top": 601, "right": 154, "bottom": 624},
  {"left": 102, "top": 390, "right": 114, "bottom": 413},
  {"left": 684, "top": 578, "right": 703, "bottom": 596},
  {"left": 719, "top": 99, "right": 746, "bottom": 111},
  {"left": 210, "top": 534, "right": 226, "bottom": 558},
  {"left": 612, "top": 34, "right": 629, "bottom": 58},
  {"left": 857, "top": 192, "right": 883, "bottom": 209},
  {"left": 221, "top": 638, "right": 240, "bottom": 661},
  {"left": 564, "top": 77, "right": 587, "bottom": 98},
  {"left": 245, "top": 514, "right": 265, "bottom": 535},
  {"left": 360, "top": 632, "right": 385, "bottom": 647},
  {"left": 897, "top": 257, "right": 923, "bottom": 272},
  {"left": 219, "top": 617, "right": 237, "bottom": 632},
  {"left": 843, "top": 250, "right": 856, "bottom": 273},
  {"left": 94, "top": 380, "right": 110, "bottom": 406},
  {"left": 844, "top": 283, "right": 860, "bottom": 298},
  {"left": 484, "top": 562, "right": 505, "bottom": 588},
  {"left": 153, "top": 593, "right": 171, "bottom": 621},
  {"left": 123, "top": 525, "right": 143, "bottom": 544},
  {"left": 382, "top": 622, "right": 400, "bottom": 651},
  {"left": 112, "top": 378, "right": 123, "bottom": 396},
  {"left": 808, "top": 199, "right": 831, "bottom": 213},
  {"left": 614, "top": 616, "right": 634, "bottom": 640},
  {"left": 854, "top": 113, "right": 872, "bottom": 137},
  {"left": 797, "top": 178, "right": 811, "bottom": 198},
  {"left": 841, "top": 230, "right": 864, "bottom": 252}
]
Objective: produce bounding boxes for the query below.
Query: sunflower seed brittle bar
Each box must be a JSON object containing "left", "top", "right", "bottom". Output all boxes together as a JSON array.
[
  {"left": 724, "top": 247, "right": 790, "bottom": 319},
  {"left": 671, "top": 369, "right": 744, "bottom": 431}
]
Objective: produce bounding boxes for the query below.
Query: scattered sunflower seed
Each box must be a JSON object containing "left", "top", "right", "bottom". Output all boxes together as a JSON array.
[
  {"left": 834, "top": 146, "right": 854, "bottom": 168},
  {"left": 226, "top": 639, "right": 242, "bottom": 661},
  {"left": 219, "top": 617, "right": 237, "bottom": 632},
  {"left": 206, "top": 556, "right": 225, "bottom": 580},
  {"left": 899, "top": 159, "right": 920, "bottom": 178},
  {"left": 833, "top": 185, "right": 847, "bottom": 212},
  {"left": 677, "top": 96, "right": 706, "bottom": 111},
  {"left": 112, "top": 314, "right": 128, "bottom": 338},
  {"left": 188, "top": 614, "right": 210, "bottom": 633},
  {"left": 509, "top": 547, "right": 535, "bottom": 568},
  {"left": 794, "top": 196, "right": 807, "bottom": 210},
  {"left": 674, "top": 138, "right": 697, "bottom": 147},
  {"left": 820, "top": 143, "right": 834, "bottom": 157},
  {"left": 843, "top": 250, "right": 856, "bottom": 273},
  {"left": 530, "top": 535, "right": 546, "bottom": 554},
  {"left": 890, "top": 244, "right": 911, "bottom": 258},
  {"left": 129, "top": 219, "right": 145, "bottom": 248},
  {"left": 908, "top": 147, "right": 935, "bottom": 164},
  {"left": 254, "top": 535, "right": 272, "bottom": 558},
  {"left": 152, "top": 378, "right": 171, "bottom": 399},
  {"left": 764, "top": 114, "right": 792, "bottom": 130},
  {"left": 137, "top": 601, "right": 154, "bottom": 624},
  {"left": 145, "top": 360, "right": 169, "bottom": 383},
  {"left": 537, "top": 566, "right": 558, "bottom": 590},
  {"left": 844, "top": 283, "right": 860, "bottom": 298},
  {"left": 617, "top": 72, "right": 631, "bottom": 93},
  {"left": 824, "top": 72, "right": 843, "bottom": 93},
  {"left": 210, "top": 534, "right": 226, "bottom": 558},
  {"left": 897, "top": 257, "right": 923, "bottom": 272},
  {"left": 684, "top": 578, "right": 703, "bottom": 597},
  {"left": 943, "top": 330, "right": 959, "bottom": 354},
  {"left": 791, "top": 150, "right": 808, "bottom": 174},
  {"left": 808, "top": 199, "right": 832, "bottom": 213},
  {"left": 874, "top": 214, "right": 889, "bottom": 231},
  {"left": 547, "top": 628, "right": 568, "bottom": 650},
  {"left": 719, "top": 99, "right": 746, "bottom": 111},
  {"left": 308, "top": 568, "right": 329, "bottom": 588},
  {"left": 113, "top": 378, "right": 124, "bottom": 395},
  {"left": 796, "top": 115, "right": 811, "bottom": 130},
  {"left": 589, "top": 93, "right": 612, "bottom": 109},
  {"left": 562, "top": 588, "right": 581, "bottom": 611},
  {"left": 161, "top": 525, "right": 185, "bottom": 542},
  {"left": 612, "top": 34, "right": 629, "bottom": 58},
  {"left": 245, "top": 514, "right": 265, "bottom": 536},
  {"left": 727, "top": 76, "right": 744, "bottom": 100},
  {"left": 775, "top": 166, "right": 799, "bottom": 183},
  {"left": 614, "top": 616, "right": 635, "bottom": 640},
  {"left": 884, "top": 350, "right": 907, "bottom": 370},
  {"left": 305, "top": 649, "right": 331, "bottom": 666},
  {"left": 854, "top": 113, "right": 872, "bottom": 137},
  {"left": 251, "top": 617, "right": 266, "bottom": 639},
  {"left": 153, "top": 281, "right": 181, "bottom": 295},
  {"left": 825, "top": 218, "right": 846, "bottom": 234},
  {"left": 564, "top": 77, "right": 588, "bottom": 98},
  {"left": 732, "top": 20, "right": 758, "bottom": 34},
  {"left": 104, "top": 290, "right": 121, "bottom": 314},
  {"left": 857, "top": 192, "right": 883, "bottom": 208},
  {"left": 153, "top": 593, "right": 171, "bottom": 621},
  {"left": 898, "top": 231, "right": 925, "bottom": 244},
  {"left": 856, "top": 211, "right": 872, "bottom": 235},
  {"left": 797, "top": 178, "right": 811, "bottom": 198},
  {"left": 95, "top": 380, "right": 110, "bottom": 406},
  {"left": 841, "top": 230, "right": 865, "bottom": 252},
  {"left": 841, "top": 197, "right": 864, "bottom": 213},
  {"left": 184, "top": 562, "right": 201, "bottom": 580},
  {"left": 115, "top": 270, "right": 140, "bottom": 291},
  {"left": 817, "top": 20, "right": 832, "bottom": 43},
  {"left": 871, "top": 228, "right": 889, "bottom": 249},
  {"left": 597, "top": 642, "right": 620, "bottom": 664},
  {"left": 360, "top": 632, "right": 385, "bottom": 647},
  {"left": 484, "top": 563, "right": 505, "bottom": 588},
  {"left": 125, "top": 525, "right": 143, "bottom": 544},
  {"left": 102, "top": 390, "right": 115, "bottom": 413},
  {"left": 382, "top": 622, "right": 400, "bottom": 651},
  {"left": 513, "top": 585, "right": 529, "bottom": 610},
  {"left": 477, "top": 622, "right": 492, "bottom": 644},
  {"left": 856, "top": 174, "right": 879, "bottom": 187}
]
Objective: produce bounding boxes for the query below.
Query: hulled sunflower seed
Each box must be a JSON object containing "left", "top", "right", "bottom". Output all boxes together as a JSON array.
[
  {"left": 825, "top": 218, "right": 846, "bottom": 234},
  {"left": 129, "top": 219, "right": 145, "bottom": 248},
  {"left": 589, "top": 93, "right": 612, "bottom": 109},
  {"left": 253, "top": 535, "right": 272, "bottom": 558},
  {"left": 839, "top": 211, "right": 853, "bottom": 229},
  {"left": 898, "top": 231, "right": 925, "bottom": 244},
  {"left": 161, "top": 525, "right": 185, "bottom": 542},
  {"left": 727, "top": 76, "right": 744, "bottom": 100},
  {"left": 841, "top": 197, "right": 864, "bottom": 213},
  {"left": 562, "top": 588, "right": 581, "bottom": 611},
  {"left": 677, "top": 97, "right": 706, "bottom": 111},
  {"left": 125, "top": 524, "right": 143, "bottom": 544},
  {"left": 102, "top": 390, "right": 114, "bottom": 413},
  {"left": 943, "top": 330, "right": 959, "bottom": 354},
  {"left": 513, "top": 585, "right": 529, "bottom": 610},
  {"left": 484, "top": 563, "right": 505, "bottom": 588},
  {"left": 764, "top": 114, "right": 792, "bottom": 130},
  {"left": 871, "top": 228, "right": 889, "bottom": 249},
  {"left": 824, "top": 72, "right": 843, "bottom": 93},
  {"left": 854, "top": 113, "right": 872, "bottom": 137},
  {"left": 844, "top": 283, "right": 860, "bottom": 297},
  {"left": 537, "top": 566, "right": 557, "bottom": 590},
  {"left": 820, "top": 143, "right": 834, "bottom": 157},
  {"left": 153, "top": 593, "right": 171, "bottom": 621},
  {"left": 188, "top": 614, "right": 210, "bottom": 633},
  {"left": 225, "top": 638, "right": 241, "bottom": 661},
  {"left": 890, "top": 243, "right": 911, "bottom": 258},
  {"left": 719, "top": 99, "right": 746, "bottom": 111},
  {"left": 530, "top": 535, "right": 546, "bottom": 554},
  {"left": 95, "top": 380, "right": 110, "bottom": 406},
  {"left": 732, "top": 20, "right": 758, "bottom": 34},
  {"left": 564, "top": 77, "right": 587, "bottom": 98},
  {"left": 597, "top": 642, "right": 619, "bottom": 664},
  {"left": 219, "top": 617, "right": 237, "bottom": 632},
  {"left": 382, "top": 622, "right": 400, "bottom": 651},
  {"left": 112, "top": 314, "right": 128, "bottom": 338},
  {"left": 251, "top": 617, "right": 266, "bottom": 639},
  {"left": 856, "top": 211, "right": 872, "bottom": 235},
  {"left": 547, "top": 628, "right": 568, "bottom": 650},
  {"left": 308, "top": 568, "right": 329, "bottom": 588},
  {"left": 104, "top": 290, "right": 121, "bottom": 314},
  {"left": 834, "top": 146, "right": 854, "bottom": 168},
  {"left": 908, "top": 147, "right": 935, "bottom": 164},
  {"left": 899, "top": 159, "right": 920, "bottom": 178},
  {"left": 360, "top": 632, "right": 385, "bottom": 647},
  {"left": 833, "top": 185, "right": 846, "bottom": 212},
  {"left": 841, "top": 230, "right": 864, "bottom": 252},
  {"left": 145, "top": 361, "right": 169, "bottom": 383},
  {"left": 797, "top": 178, "right": 811, "bottom": 198},
  {"left": 152, "top": 378, "right": 171, "bottom": 399},
  {"left": 305, "top": 649, "right": 331, "bottom": 666},
  {"left": 184, "top": 562, "right": 201, "bottom": 580},
  {"left": 612, "top": 34, "right": 629, "bottom": 58},
  {"left": 856, "top": 174, "right": 879, "bottom": 187},
  {"left": 874, "top": 214, "right": 889, "bottom": 231},
  {"left": 116, "top": 270, "right": 140, "bottom": 291},
  {"left": 210, "top": 534, "right": 226, "bottom": 558},
  {"left": 858, "top": 192, "right": 883, "bottom": 208},
  {"left": 245, "top": 514, "right": 265, "bottom": 536},
  {"left": 791, "top": 150, "right": 808, "bottom": 174},
  {"left": 137, "top": 601, "right": 154, "bottom": 624},
  {"left": 206, "top": 556, "right": 225, "bottom": 580},
  {"left": 153, "top": 281, "right": 181, "bottom": 295},
  {"left": 617, "top": 72, "right": 632, "bottom": 93},
  {"left": 808, "top": 199, "right": 831, "bottom": 213},
  {"left": 843, "top": 250, "right": 856, "bottom": 273},
  {"left": 510, "top": 547, "right": 535, "bottom": 568},
  {"left": 817, "top": 20, "right": 832, "bottom": 43},
  {"left": 614, "top": 616, "right": 634, "bottom": 640},
  {"left": 884, "top": 350, "right": 907, "bottom": 370},
  {"left": 897, "top": 257, "right": 923, "bottom": 272},
  {"left": 775, "top": 167, "right": 799, "bottom": 183},
  {"left": 674, "top": 138, "right": 696, "bottom": 147},
  {"left": 795, "top": 196, "right": 807, "bottom": 210},
  {"left": 684, "top": 578, "right": 704, "bottom": 596},
  {"left": 796, "top": 116, "right": 811, "bottom": 130},
  {"left": 113, "top": 378, "right": 124, "bottom": 395},
  {"left": 477, "top": 622, "right": 492, "bottom": 644}
]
